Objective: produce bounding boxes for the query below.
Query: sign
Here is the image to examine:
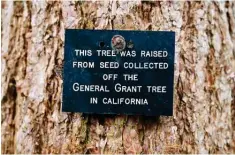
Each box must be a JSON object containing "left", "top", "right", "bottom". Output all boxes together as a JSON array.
[{"left": 62, "top": 29, "right": 175, "bottom": 116}]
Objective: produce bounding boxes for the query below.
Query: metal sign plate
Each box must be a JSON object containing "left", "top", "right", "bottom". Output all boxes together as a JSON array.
[{"left": 62, "top": 29, "right": 175, "bottom": 116}]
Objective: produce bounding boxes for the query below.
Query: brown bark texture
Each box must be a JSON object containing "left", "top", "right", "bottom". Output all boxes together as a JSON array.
[{"left": 1, "top": 1, "right": 235, "bottom": 154}]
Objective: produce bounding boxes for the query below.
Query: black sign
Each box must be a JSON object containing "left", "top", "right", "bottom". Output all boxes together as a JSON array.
[{"left": 62, "top": 29, "right": 175, "bottom": 116}]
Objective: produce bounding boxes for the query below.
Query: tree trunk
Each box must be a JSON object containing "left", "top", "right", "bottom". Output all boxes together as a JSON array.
[{"left": 1, "top": 1, "right": 235, "bottom": 154}]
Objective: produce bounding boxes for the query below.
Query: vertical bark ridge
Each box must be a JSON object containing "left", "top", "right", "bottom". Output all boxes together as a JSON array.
[
  {"left": 42, "top": 1, "right": 65, "bottom": 153},
  {"left": 225, "top": 2, "right": 235, "bottom": 144},
  {"left": 1, "top": 1, "right": 30, "bottom": 153},
  {"left": 1, "top": 1, "right": 15, "bottom": 153},
  {"left": 104, "top": 115, "right": 127, "bottom": 154},
  {"left": 122, "top": 116, "right": 143, "bottom": 154},
  {"left": 44, "top": 1, "right": 89, "bottom": 153},
  {"left": 203, "top": 1, "right": 235, "bottom": 153},
  {"left": 14, "top": 1, "right": 49, "bottom": 153}
]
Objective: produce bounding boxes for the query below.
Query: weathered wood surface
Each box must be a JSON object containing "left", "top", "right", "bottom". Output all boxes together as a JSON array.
[{"left": 1, "top": 1, "right": 235, "bottom": 154}]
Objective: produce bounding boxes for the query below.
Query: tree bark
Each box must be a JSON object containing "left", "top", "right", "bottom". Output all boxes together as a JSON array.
[{"left": 1, "top": 1, "right": 235, "bottom": 154}]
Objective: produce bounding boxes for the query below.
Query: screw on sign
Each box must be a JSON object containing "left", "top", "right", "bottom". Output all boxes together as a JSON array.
[
  {"left": 127, "top": 40, "right": 134, "bottom": 49},
  {"left": 111, "top": 35, "right": 126, "bottom": 52}
]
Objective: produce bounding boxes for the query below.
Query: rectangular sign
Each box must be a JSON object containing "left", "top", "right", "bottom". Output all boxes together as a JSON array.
[{"left": 62, "top": 29, "right": 175, "bottom": 116}]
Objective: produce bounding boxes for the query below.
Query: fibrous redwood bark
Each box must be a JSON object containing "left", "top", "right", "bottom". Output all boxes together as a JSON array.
[{"left": 1, "top": 1, "right": 235, "bottom": 154}]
